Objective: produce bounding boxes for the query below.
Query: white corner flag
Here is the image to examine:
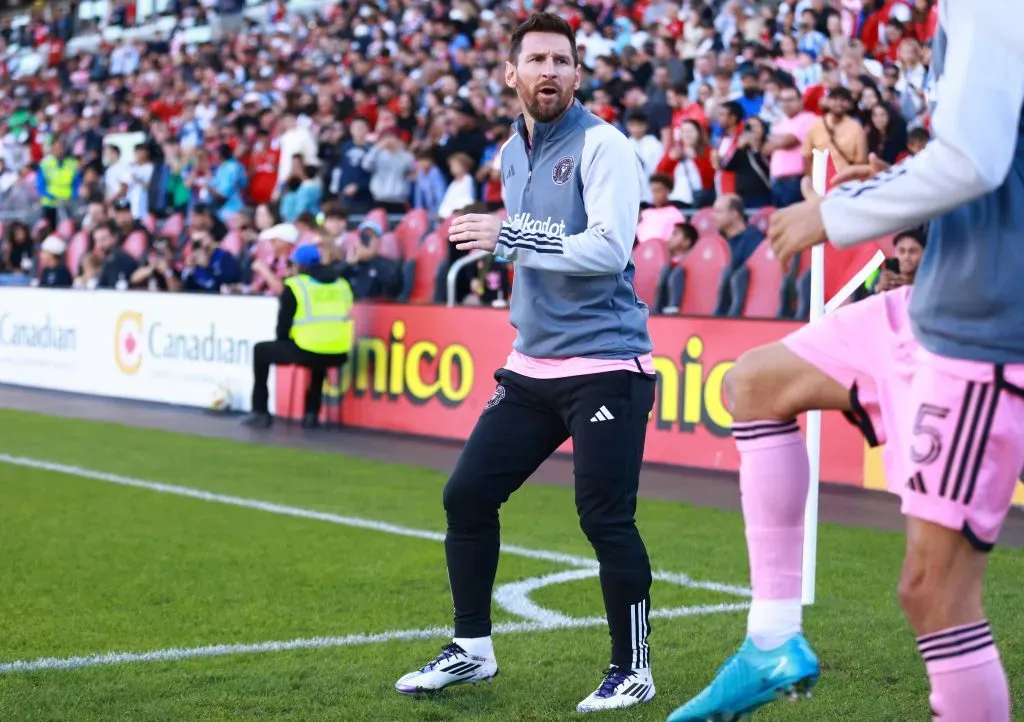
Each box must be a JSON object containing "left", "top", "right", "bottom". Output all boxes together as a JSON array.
[{"left": 801, "top": 150, "right": 886, "bottom": 605}]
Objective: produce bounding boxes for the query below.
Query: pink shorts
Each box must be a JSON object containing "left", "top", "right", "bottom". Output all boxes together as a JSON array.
[{"left": 784, "top": 287, "right": 1024, "bottom": 549}]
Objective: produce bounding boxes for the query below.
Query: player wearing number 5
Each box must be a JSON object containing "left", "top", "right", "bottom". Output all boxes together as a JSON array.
[
  {"left": 394, "top": 12, "right": 659, "bottom": 714},
  {"left": 670, "top": 3, "right": 1024, "bottom": 721}
]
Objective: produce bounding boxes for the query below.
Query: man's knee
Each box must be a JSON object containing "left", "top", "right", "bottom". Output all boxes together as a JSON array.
[
  {"left": 725, "top": 343, "right": 849, "bottom": 422},
  {"left": 898, "top": 522, "right": 986, "bottom": 634},
  {"left": 578, "top": 512, "right": 646, "bottom": 559},
  {"left": 725, "top": 346, "right": 793, "bottom": 421},
  {"left": 442, "top": 471, "right": 499, "bottom": 525}
]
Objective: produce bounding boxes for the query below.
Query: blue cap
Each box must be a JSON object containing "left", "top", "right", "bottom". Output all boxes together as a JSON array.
[
  {"left": 357, "top": 219, "right": 383, "bottom": 237},
  {"left": 290, "top": 243, "right": 322, "bottom": 266}
]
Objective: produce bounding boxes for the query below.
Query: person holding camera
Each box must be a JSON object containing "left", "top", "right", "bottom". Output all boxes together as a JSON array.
[
  {"left": 130, "top": 236, "right": 182, "bottom": 292},
  {"left": 874, "top": 229, "right": 926, "bottom": 293},
  {"left": 180, "top": 230, "right": 239, "bottom": 293}
]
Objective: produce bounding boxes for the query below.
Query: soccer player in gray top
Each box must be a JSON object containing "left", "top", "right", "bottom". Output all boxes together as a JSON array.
[
  {"left": 669, "top": 1, "right": 1024, "bottom": 720},
  {"left": 394, "top": 12, "right": 658, "bottom": 714}
]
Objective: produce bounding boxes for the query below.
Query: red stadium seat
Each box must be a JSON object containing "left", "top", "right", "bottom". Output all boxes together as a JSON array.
[
  {"left": 636, "top": 206, "right": 685, "bottom": 245},
  {"left": 220, "top": 231, "right": 243, "bottom": 256},
  {"left": 378, "top": 232, "right": 401, "bottom": 260},
  {"left": 739, "top": 240, "right": 787, "bottom": 318},
  {"left": 689, "top": 207, "right": 716, "bottom": 237},
  {"left": 678, "top": 235, "right": 728, "bottom": 316},
  {"left": 874, "top": 233, "right": 897, "bottom": 257},
  {"left": 56, "top": 217, "right": 76, "bottom": 240},
  {"left": 749, "top": 206, "right": 775, "bottom": 234},
  {"left": 632, "top": 237, "right": 668, "bottom": 308},
  {"left": 394, "top": 208, "right": 429, "bottom": 257},
  {"left": 365, "top": 207, "right": 389, "bottom": 232},
  {"left": 435, "top": 214, "right": 455, "bottom": 245},
  {"left": 123, "top": 230, "right": 148, "bottom": 260},
  {"left": 66, "top": 232, "right": 89, "bottom": 275},
  {"left": 407, "top": 232, "right": 445, "bottom": 303},
  {"left": 160, "top": 213, "right": 184, "bottom": 241}
]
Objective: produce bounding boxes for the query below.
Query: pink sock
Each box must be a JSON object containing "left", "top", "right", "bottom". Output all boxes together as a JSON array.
[
  {"left": 919, "top": 621, "right": 1010, "bottom": 722},
  {"left": 733, "top": 420, "right": 810, "bottom": 649}
]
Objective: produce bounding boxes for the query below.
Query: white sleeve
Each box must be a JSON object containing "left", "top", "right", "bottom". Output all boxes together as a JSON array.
[
  {"left": 495, "top": 125, "right": 641, "bottom": 276},
  {"left": 820, "top": 0, "right": 1024, "bottom": 247}
]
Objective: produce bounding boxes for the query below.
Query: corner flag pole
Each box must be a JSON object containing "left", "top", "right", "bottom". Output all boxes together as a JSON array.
[{"left": 801, "top": 149, "right": 829, "bottom": 606}]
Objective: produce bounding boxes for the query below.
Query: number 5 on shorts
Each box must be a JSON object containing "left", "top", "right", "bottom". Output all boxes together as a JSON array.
[{"left": 910, "top": 404, "right": 950, "bottom": 466}]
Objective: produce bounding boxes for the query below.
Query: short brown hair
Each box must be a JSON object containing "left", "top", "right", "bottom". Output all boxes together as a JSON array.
[{"left": 509, "top": 12, "right": 579, "bottom": 66}]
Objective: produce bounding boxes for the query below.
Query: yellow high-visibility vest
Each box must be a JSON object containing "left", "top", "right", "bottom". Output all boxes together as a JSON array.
[
  {"left": 284, "top": 274, "right": 355, "bottom": 355},
  {"left": 40, "top": 156, "right": 78, "bottom": 208}
]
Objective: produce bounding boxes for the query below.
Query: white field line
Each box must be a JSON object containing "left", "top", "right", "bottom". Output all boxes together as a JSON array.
[
  {"left": 0, "top": 453, "right": 750, "bottom": 676},
  {"left": 0, "top": 603, "right": 750, "bottom": 675},
  {"left": 0, "top": 453, "right": 751, "bottom": 597}
]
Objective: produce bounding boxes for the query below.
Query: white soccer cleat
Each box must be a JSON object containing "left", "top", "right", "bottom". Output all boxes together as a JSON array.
[
  {"left": 576, "top": 666, "right": 655, "bottom": 713},
  {"left": 394, "top": 642, "right": 498, "bottom": 695}
]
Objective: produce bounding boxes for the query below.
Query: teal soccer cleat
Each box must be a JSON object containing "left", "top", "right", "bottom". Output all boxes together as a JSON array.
[{"left": 667, "top": 635, "right": 820, "bottom": 721}]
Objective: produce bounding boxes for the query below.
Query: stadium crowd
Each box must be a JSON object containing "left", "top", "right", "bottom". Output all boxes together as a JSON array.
[{"left": 0, "top": 0, "right": 937, "bottom": 315}]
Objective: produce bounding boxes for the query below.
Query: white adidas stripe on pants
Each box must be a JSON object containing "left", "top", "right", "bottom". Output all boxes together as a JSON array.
[{"left": 630, "top": 599, "right": 650, "bottom": 669}]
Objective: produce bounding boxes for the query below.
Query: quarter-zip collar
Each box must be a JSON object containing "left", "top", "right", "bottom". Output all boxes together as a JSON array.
[{"left": 513, "top": 99, "right": 586, "bottom": 152}]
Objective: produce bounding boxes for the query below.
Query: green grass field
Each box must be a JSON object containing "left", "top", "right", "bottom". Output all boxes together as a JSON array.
[{"left": 0, "top": 407, "right": 1022, "bottom": 721}]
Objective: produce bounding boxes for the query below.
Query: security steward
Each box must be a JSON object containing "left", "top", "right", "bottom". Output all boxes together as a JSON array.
[
  {"left": 38, "top": 138, "right": 79, "bottom": 229},
  {"left": 244, "top": 244, "right": 354, "bottom": 429}
]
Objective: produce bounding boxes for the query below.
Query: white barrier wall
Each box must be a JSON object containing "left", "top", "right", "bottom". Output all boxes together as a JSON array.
[{"left": 0, "top": 289, "right": 277, "bottom": 412}]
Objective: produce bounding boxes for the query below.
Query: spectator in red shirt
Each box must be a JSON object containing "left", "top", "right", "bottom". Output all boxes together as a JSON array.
[
  {"left": 245, "top": 130, "right": 279, "bottom": 206},
  {"left": 664, "top": 81, "right": 708, "bottom": 148},
  {"left": 908, "top": 0, "right": 938, "bottom": 42}
]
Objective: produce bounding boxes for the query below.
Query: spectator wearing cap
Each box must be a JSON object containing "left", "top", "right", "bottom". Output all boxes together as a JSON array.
[
  {"left": 803, "top": 85, "right": 867, "bottom": 172},
  {"left": 37, "top": 236, "right": 72, "bottom": 288},
  {"left": 361, "top": 128, "right": 414, "bottom": 215},
  {"left": 244, "top": 242, "right": 354, "bottom": 430},
  {"left": 251, "top": 223, "right": 299, "bottom": 296},
  {"left": 765, "top": 84, "right": 817, "bottom": 208},
  {"left": 793, "top": 49, "right": 822, "bottom": 94},
  {"left": 735, "top": 67, "right": 765, "bottom": 121},
  {"left": 434, "top": 98, "right": 488, "bottom": 184},
  {"left": 337, "top": 218, "right": 402, "bottom": 301},
  {"left": 37, "top": 138, "right": 80, "bottom": 229}
]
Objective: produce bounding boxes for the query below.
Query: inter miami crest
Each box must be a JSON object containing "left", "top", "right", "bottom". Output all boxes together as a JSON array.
[
  {"left": 552, "top": 155, "right": 574, "bottom": 185},
  {"left": 485, "top": 385, "right": 505, "bottom": 409}
]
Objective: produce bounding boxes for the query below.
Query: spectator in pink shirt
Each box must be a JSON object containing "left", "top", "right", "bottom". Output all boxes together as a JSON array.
[{"left": 763, "top": 85, "right": 817, "bottom": 207}]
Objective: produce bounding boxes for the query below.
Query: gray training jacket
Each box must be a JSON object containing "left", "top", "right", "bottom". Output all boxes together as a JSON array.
[{"left": 494, "top": 100, "right": 653, "bottom": 361}]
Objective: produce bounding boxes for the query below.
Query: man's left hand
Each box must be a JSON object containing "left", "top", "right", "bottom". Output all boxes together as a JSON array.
[
  {"left": 768, "top": 176, "right": 828, "bottom": 266},
  {"left": 449, "top": 213, "right": 502, "bottom": 252}
]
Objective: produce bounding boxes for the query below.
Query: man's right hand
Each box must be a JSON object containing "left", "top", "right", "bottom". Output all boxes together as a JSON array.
[
  {"left": 875, "top": 269, "right": 904, "bottom": 293},
  {"left": 831, "top": 153, "right": 891, "bottom": 185}
]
